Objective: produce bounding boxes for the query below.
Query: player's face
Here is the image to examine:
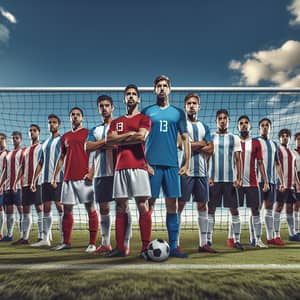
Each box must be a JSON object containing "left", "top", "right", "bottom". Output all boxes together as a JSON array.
[
  {"left": 70, "top": 109, "right": 83, "bottom": 128},
  {"left": 154, "top": 80, "right": 170, "bottom": 99},
  {"left": 280, "top": 133, "right": 290, "bottom": 146},
  {"left": 259, "top": 120, "right": 271, "bottom": 137},
  {"left": 238, "top": 118, "right": 251, "bottom": 134},
  {"left": 296, "top": 136, "right": 300, "bottom": 149},
  {"left": 29, "top": 126, "right": 40, "bottom": 141},
  {"left": 185, "top": 97, "right": 200, "bottom": 117},
  {"left": 0, "top": 135, "right": 6, "bottom": 149},
  {"left": 98, "top": 100, "right": 114, "bottom": 119},
  {"left": 216, "top": 113, "right": 229, "bottom": 131},
  {"left": 124, "top": 88, "right": 139, "bottom": 108},
  {"left": 12, "top": 134, "right": 21, "bottom": 148},
  {"left": 48, "top": 118, "right": 60, "bottom": 134}
]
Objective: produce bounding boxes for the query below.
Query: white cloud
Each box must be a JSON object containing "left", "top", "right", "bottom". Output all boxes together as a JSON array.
[
  {"left": 0, "top": 24, "right": 9, "bottom": 44},
  {"left": 288, "top": 0, "right": 300, "bottom": 26},
  {"left": 0, "top": 7, "right": 17, "bottom": 24},
  {"left": 229, "top": 40, "right": 300, "bottom": 87}
]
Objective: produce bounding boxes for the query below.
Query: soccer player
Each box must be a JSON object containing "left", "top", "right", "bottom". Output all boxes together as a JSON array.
[
  {"left": 13, "top": 124, "right": 43, "bottom": 245},
  {"left": 293, "top": 132, "right": 300, "bottom": 237},
  {"left": 142, "top": 75, "right": 190, "bottom": 258},
  {"left": 51, "top": 107, "right": 99, "bottom": 252},
  {"left": 30, "top": 114, "right": 64, "bottom": 247},
  {"left": 208, "top": 109, "right": 244, "bottom": 250},
  {"left": 85, "top": 95, "right": 115, "bottom": 254},
  {"left": 274, "top": 129, "right": 300, "bottom": 241},
  {"left": 257, "top": 118, "right": 285, "bottom": 246},
  {"left": 106, "top": 84, "right": 152, "bottom": 259},
  {"left": 0, "top": 133, "right": 8, "bottom": 240},
  {"left": 0, "top": 131, "right": 23, "bottom": 242},
  {"left": 238, "top": 115, "right": 269, "bottom": 248},
  {"left": 178, "top": 93, "right": 216, "bottom": 253}
]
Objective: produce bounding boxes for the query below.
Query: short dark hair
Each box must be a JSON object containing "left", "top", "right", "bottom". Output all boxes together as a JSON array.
[
  {"left": 125, "top": 84, "right": 140, "bottom": 98},
  {"left": 237, "top": 115, "right": 250, "bottom": 123},
  {"left": 295, "top": 132, "right": 300, "bottom": 140},
  {"left": 154, "top": 75, "right": 171, "bottom": 88},
  {"left": 184, "top": 93, "right": 200, "bottom": 104},
  {"left": 0, "top": 132, "right": 7, "bottom": 139},
  {"left": 12, "top": 131, "right": 22, "bottom": 139},
  {"left": 30, "top": 124, "right": 40, "bottom": 132},
  {"left": 278, "top": 128, "right": 291, "bottom": 138},
  {"left": 216, "top": 109, "right": 229, "bottom": 118},
  {"left": 259, "top": 118, "right": 272, "bottom": 127},
  {"left": 48, "top": 114, "right": 61, "bottom": 125},
  {"left": 97, "top": 95, "right": 113, "bottom": 106},
  {"left": 69, "top": 107, "right": 84, "bottom": 117}
]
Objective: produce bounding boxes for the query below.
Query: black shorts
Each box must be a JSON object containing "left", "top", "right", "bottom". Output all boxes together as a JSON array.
[
  {"left": 277, "top": 189, "right": 297, "bottom": 204},
  {"left": 3, "top": 189, "right": 22, "bottom": 206},
  {"left": 260, "top": 183, "right": 276, "bottom": 203},
  {"left": 179, "top": 176, "right": 209, "bottom": 202},
  {"left": 238, "top": 186, "right": 261, "bottom": 208},
  {"left": 42, "top": 182, "right": 62, "bottom": 202},
  {"left": 94, "top": 176, "right": 114, "bottom": 203},
  {"left": 22, "top": 186, "right": 42, "bottom": 206},
  {"left": 208, "top": 182, "right": 239, "bottom": 208}
]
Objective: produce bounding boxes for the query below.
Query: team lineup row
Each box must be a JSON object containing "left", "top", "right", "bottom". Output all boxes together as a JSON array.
[{"left": 0, "top": 74, "right": 300, "bottom": 260}]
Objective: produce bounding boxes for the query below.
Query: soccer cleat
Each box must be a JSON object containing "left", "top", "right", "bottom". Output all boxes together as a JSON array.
[
  {"left": 105, "top": 248, "right": 126, "bottom": 258},
  {"left": 288, "top": 234, "right": 300, "bottom": 242},
  {"left": 0, "top": 236, "right": 13, "bottom": 242},
  {"left": 266, "top": 238, "right": 285, "bottom": 246},
  {"left": 256, "top": 240, "right": 268, "bottom": 248},
  {"left": 169, "top": 248, "right": 188, "bottom": 258},
  {"left": 31, "top": 239, "right": 51, "bottom": 247},
  {"left": 139, "top": 250, "right": 150, "bottom": 261},
  {"left": 198, "top": 244, "right": 217, "bottom": 253},
  {"left": 85, "top": 244, "right": 97, "bottom": 253},
  {"left": 53, "top": 243, "right": 72, "bottom": 251},
  {"left": 234, "top": 242, "right": 244, "bottom": 251},
  {"left": 249, "top": 239, "right": 256, "bottom": 247},
  {"left": 207, "top": 241, "right": 212, "bottom": 247},
  {"left": 93, "top": 244, "right": 112, "bottom": 254},
  {"left": 227, "top": 238, "right": 234, "bottom": 248},
  {"left": 12, "top": 238, "right": 28, "bottom": 245}
]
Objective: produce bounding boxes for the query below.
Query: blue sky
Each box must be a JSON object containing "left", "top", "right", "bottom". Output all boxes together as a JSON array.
[{"left": 1, "top": 0, "right": 300, "bottom": 87}]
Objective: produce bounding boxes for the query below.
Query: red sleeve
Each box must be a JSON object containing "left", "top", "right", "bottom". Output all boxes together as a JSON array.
[
  {"left": 255, "top": 140, "right": 263, "bottom": 161},
  {"left": 108, "top": 119, "right": 117, "bottom": 135},
  {"left": 139, "top": 114, "right": 151, "bottom": 131}
]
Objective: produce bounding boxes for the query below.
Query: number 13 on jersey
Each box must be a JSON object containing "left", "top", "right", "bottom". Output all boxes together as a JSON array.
[{"left": 160, "top": 120, "right": 168, "bottom": 132}]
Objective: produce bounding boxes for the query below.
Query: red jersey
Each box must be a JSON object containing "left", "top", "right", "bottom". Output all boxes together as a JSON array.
[
  {"left": 61, "top": 128, "right": 90, "bottom": 181},
  {"left": 278, "top": 145, "right": 296, "bottom": 189},
  {"left": 108, "top": 113, "right": 151, "bottom": 171},
  {"left": 240, "top": 138, "right": 263, "bottom": 187}
]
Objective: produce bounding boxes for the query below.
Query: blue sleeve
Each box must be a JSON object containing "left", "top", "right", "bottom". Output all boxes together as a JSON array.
[
  {"left": 87, "top": 127, "right": 97, "bottom": 142},
  {"left": 38, "top": 148, "right": 44, "bottom": 163},
  {"left": 274, "top": 142, "right": 279, "bottom": 162},
  {"left": 204, "top": 124, "right": 212, "bottom": 142},
  {"left": 178, "top": 108, "right": 188, "bottom": 134}
]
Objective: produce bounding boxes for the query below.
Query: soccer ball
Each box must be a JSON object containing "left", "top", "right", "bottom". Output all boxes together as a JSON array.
[{"left": 147, "top": 239, "right": 170, "bottom": 262}]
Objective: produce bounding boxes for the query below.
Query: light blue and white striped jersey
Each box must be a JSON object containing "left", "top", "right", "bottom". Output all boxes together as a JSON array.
[
  {"left": 88, "top": 124, "right": 115, "bottom": 177},
  {"left": 257, "top": 137, "right": 278, "bottom": 184},
  {"left": 181, "top": 120, "right": 212, "bottom": 177},
  {"left": 40, "top": 135, "right": 64, "bottom": 183},
  {"left": 209, "top": 132, "right": 241, "bottom": 182}
]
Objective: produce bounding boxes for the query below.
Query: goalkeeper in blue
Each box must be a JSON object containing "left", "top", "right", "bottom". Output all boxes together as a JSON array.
[{"left": 142, "top": 75, "right": 190, "bottom": 258}]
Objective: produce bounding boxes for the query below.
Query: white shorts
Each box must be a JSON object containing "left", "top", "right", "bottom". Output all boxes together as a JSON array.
[
  {"left": 61, "top": 180, "right": 94, "bottom": 205},
  {"left": 113, "top": 169, "right": 151, "bottom": 199}
]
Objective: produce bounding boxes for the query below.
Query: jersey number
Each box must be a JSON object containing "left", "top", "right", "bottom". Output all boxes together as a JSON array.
[
  {"left": 116, "top": 122, "right": 123, "bottom": 132},
  {"left": 160, "top": 120, "right": 168, "bottom": 132}
]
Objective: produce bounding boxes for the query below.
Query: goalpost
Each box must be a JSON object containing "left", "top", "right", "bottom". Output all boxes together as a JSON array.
[{"left": 0, "top": 87, "right": 299, "bottom": 231}]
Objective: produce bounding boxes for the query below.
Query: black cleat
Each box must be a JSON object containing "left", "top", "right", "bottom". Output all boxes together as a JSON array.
[
  {"left": 234, "top": 242, "right": 245, "bottom": 251},
  {"left": 105, "top": 248, "right": 125, "bottom": 258}
]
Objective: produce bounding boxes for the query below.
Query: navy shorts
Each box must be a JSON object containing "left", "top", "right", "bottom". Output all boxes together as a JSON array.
[
  {"left": 208, "top": 182, "right": 239, "bottom": 208},
  {"left": 277, "top": 189, "right": 297, "bottom": 204},
  {"left": 22, "top": 186, "right": 42, "bottom": 206},
  {"left": 179, "top": 176, "right": 208, "bottom": 202},
  {"left": 238, "top": 186, "right": 261, "bottom": 208},
  {"left": 42, "top": 182, "right": 62, "bottom": 203},
  {"left": 260, "top": 183, "right": 276, "bottom": 203},
  {"left": 0, "top": 194, "right": 4, "bottom": 206},
  {"left": 3, "top": 189, "right": 22, "bottom": 206},
  {"left": 94, "top": 176, "right": 114, "bottom": 203},
  {"left": 149, "top": 165, "right": 181, "bottom": 198}
]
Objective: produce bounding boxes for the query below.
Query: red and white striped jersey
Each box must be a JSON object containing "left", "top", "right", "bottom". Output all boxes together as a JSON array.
[
  {"left": 240, "top": 138, "right": 263, "bottom": 187},
  {"left": 278, "top": 145, "right": 296, "bottom": 189},
  {"left": 20, "top": 143, "right": 42, "bottom": 187},
  {"left": 3, "top": 148, "right": 24, "bottom": 190},
  {"left": 0, "top": 149, "right": 8, "bottom": 178},
  {"left": 294, "top": 149, "right": 300, "bottom": 173}
]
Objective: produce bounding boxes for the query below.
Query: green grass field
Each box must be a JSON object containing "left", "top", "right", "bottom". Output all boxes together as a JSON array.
[{"left": 1, "top": 229, "right": 300, "bottom": 299}]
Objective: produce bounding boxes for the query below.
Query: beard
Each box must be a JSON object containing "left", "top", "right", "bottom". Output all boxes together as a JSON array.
[{"left": 240, "top": 130, "right": 249, "bottom": 138}]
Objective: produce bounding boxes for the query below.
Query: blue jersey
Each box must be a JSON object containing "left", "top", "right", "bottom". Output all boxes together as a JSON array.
[{"left": 142, "top": 104, "right": 187, "bottom": 167}]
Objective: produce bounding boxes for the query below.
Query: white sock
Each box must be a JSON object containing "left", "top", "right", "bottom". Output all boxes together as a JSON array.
[
  {"left": 43, "top": 212, "right": 53, "bottom": 241},
  {"left": 6, "top": 213, "right": 15, "bottom": 237},
  {"left": 22, "top": 213, "right": 32, "bottom": 240},
  {"left": 252, "top": 215, "right": 262, "bottom": 242},
  {"left": 124, "top": 209, "right": 132, "bottom": 248},
  {"left": 198, "top": 210, "right": 208, "bottom": 247},
  {"left": 232, "top": 215, "right": 241, "bottom": 243},
  {"left": 274, "top": 211, "right": 281, "bottom": 238},
  {"left": 228, "top": 217, "right": 234, "bottom": 239},
  {"left": 249, "top": 215, "right": 255, "bottom": 242},
  {"left": 207, "top": 214, "right": 214, "bottom": 244},
  {"left": 0, "top": 210, "right": 5, "bottom": 236},
  {"left": 37, "top": 211, "right": 44, "bottom": 240},
  {"left": 264, "top": 209, "right": 274, "bottom": 240},
  {"left": 100, "top": 213, "right": 111, "bottom": 246},
  {"left": 294, "top": 211, "right": 299, "bottom": 233},
  {"left": 286, "top": 213, "right": 295, "bottom": 236}
]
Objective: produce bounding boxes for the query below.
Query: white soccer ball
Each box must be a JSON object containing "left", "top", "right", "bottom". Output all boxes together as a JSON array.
[{"left": 147, "top": 239, "right": 170, "bottom": 262}]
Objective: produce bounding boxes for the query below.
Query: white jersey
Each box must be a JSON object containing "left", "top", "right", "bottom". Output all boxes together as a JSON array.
[
  {"left": 294, "top": 149, "right": 300, "bottom": 173},
  {"left": 209, "top": 132, "right": 241, "bottom": 182},
  {"left": 40, "top": 135, "right": 64, "bottom": 183},
  {"left": 88, "top": 123, "right": 115, "bottom": 177}
]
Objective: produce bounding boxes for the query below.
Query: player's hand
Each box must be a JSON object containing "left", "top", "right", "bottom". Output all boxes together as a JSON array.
[
  {"left": 179, "top": 166, "right": 188, "bottom": 176},
  {"left": 263, "top": 182, "right": 269, "bottom": 192},
  {"left": 208, "top": 178, "right": 214, "bottom": 187},
  {"left": 147, "top": 165, "right": 154, "bottom": 176},
  {"left": 51, "top": 179, "right": 57, "bottom": 189},
  {"left": 12, "top": 183, "right": 17, "bottom": 193},
  {"left": 83, "top": 173, "right": 93, "bottom": 181},
  {"left": 233, "top": 179, "right": 242, "bottom": 188},
  {"left": 0, "top": 186, "right": 3, "bottom": 195},
  {"left": 278, "top": 184, "right": 285, "bottom": 193},
  {"left": 31, "top": 183, "right": 36, "bottom": 193}
]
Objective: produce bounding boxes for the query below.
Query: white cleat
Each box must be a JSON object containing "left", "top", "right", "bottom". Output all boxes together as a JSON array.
[
  {"left": 31, "top": 239, "right": 51, "bottom": 247},
  {"left": 85, "top": 244, "right": 97, "bottom": 253},
  {"left": 52, "top": 243, "right": 72, "bottom": 251},
  {"left": 256, "top": 240, "right": 268, "bottom": 248}
]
